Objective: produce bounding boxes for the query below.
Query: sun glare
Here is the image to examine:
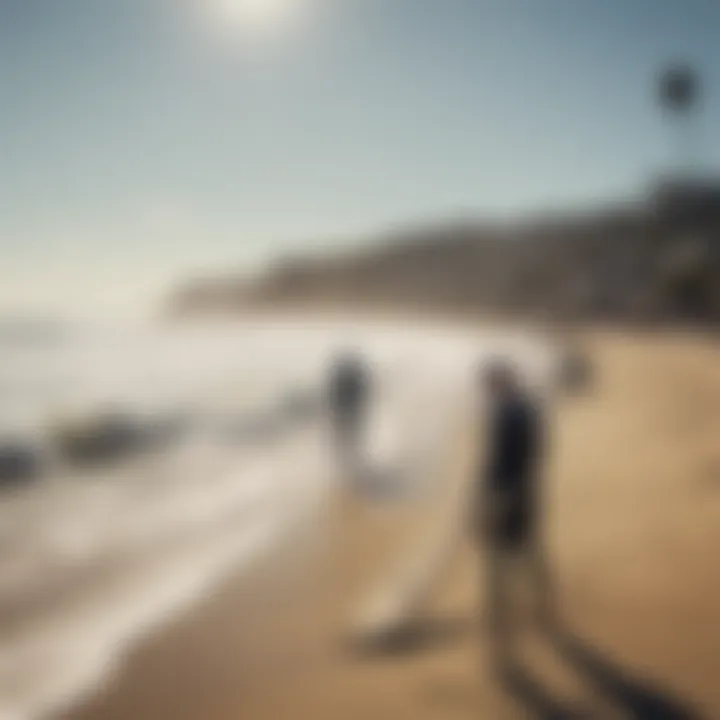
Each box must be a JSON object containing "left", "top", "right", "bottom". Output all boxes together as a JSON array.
[{"left": 209, "top": 0, "right": 302, "bottom": 36}]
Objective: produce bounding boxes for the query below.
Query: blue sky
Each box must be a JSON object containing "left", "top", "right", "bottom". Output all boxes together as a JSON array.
[{"left": 1, "top": 0, "right": 719, "bottom": 316}]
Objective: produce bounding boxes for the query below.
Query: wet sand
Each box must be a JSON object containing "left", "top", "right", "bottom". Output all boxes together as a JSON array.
[{"left": 63, "top": 330, "right": 720, "bottom": 719}]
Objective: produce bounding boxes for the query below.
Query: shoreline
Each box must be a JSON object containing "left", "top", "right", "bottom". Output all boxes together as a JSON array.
[{"left": 55, "top": 329, "right": 720, "bottom": 719}]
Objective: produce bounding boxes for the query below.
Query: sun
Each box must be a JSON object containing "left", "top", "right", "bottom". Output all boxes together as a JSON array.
[{"left": 209, "top": 0, "right": 302, "bottom": 36}]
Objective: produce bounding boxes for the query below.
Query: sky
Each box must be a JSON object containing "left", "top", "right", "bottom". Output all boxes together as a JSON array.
[{"left": 1, "top": 0, "right": 719, "bottom": 317}]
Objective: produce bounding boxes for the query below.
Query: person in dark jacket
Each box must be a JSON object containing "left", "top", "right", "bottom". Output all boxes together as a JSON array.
[
  {"left": 476, "top": 359, "right": 554, "bottom": 667},
  {"left": 328, "top": 352, "right": 371, "bottom": 472}
]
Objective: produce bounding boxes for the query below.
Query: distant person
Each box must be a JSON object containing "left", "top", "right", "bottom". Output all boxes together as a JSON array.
[
  {"left": 328, "top": 352, "right": 371, "bottom": 474},
  {"left": 558, "top": 343, "right": 593, "bottom": 395},
  {"left": 475, "top": 359, "right": 553, "bottom": 669}
]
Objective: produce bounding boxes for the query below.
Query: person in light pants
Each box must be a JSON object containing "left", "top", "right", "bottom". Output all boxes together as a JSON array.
[{"left": 328, "top": 352, "right": 371, "bottom": 478}]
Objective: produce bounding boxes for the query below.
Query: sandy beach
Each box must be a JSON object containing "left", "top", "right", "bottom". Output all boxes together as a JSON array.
[{"left": 59, "top": 329, "right": 720, "bottom": 720}]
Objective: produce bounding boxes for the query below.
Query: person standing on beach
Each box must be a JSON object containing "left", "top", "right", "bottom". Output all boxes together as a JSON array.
[
  {"left": 476, "top": 359, "right": 553, "bottom": 669},
  {"left": 328, "top": 351, "right": 371, "bottom": 476}
]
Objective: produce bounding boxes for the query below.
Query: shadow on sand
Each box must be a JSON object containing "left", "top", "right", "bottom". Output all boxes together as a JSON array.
[
  {"left": 348, "top": 616, "right": 471, "bottom": 658},
  {"left": 502, "top": 627, "right": 702, "bottom": 720},
  {"left": 353, "top": 615, "right": 702, "bottom": 719},
  {"left": 500, "top": 663, "right": 586, "bottom": 720}
]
